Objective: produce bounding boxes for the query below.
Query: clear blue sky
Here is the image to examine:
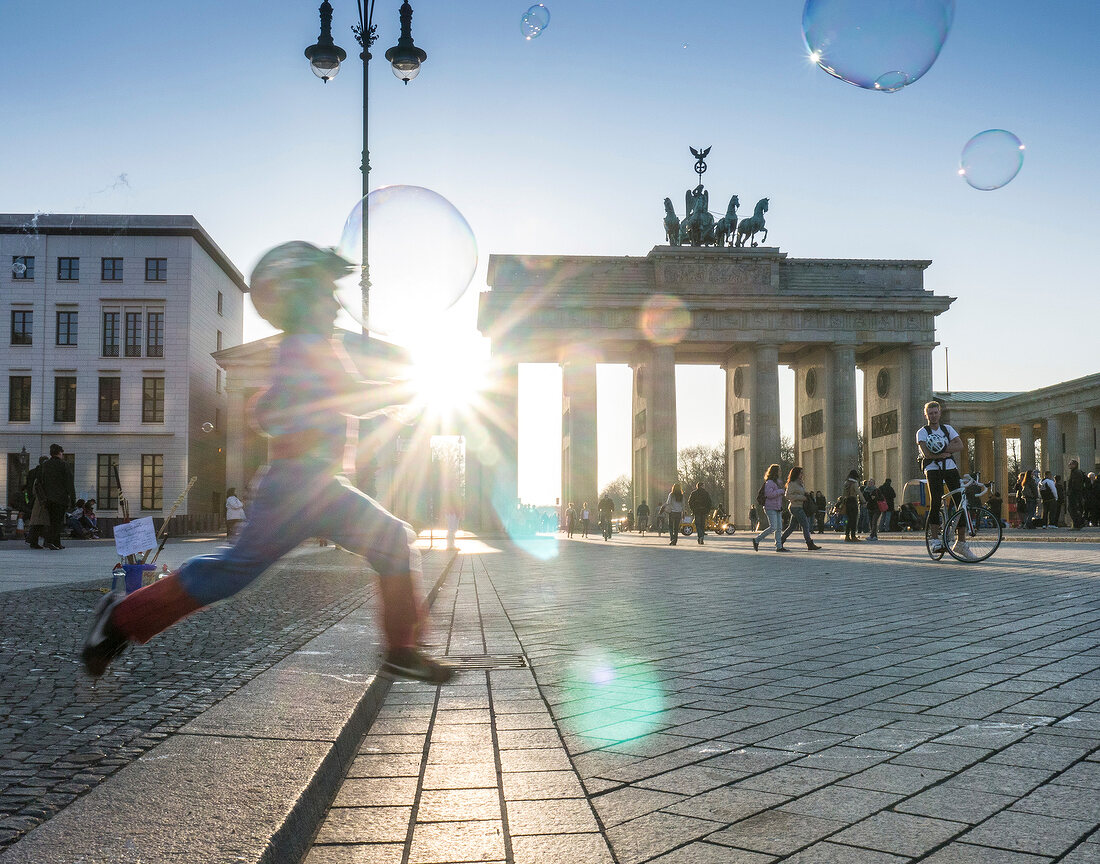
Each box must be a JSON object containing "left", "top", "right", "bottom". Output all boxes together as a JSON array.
[{"left": 5, "top": 1, "right": 1099, "bottom": 503}]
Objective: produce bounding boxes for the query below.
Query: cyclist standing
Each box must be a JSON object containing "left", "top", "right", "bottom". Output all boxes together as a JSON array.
[{"left": 916, "top": 400, "right": 974, "bottom": 560}]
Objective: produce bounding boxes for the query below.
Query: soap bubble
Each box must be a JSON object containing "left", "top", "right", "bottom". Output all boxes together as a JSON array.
[
  {"left": 640, "top": 295, "right": 691, "bottom": 346},
  {"left": 12, "top": 261, "right": 26, "bottom": 276},
  {"left": 959, "top": 130, "right": 1025, "bottom": 191},
  {"left": 201, "top": 421, "right": 214, "bottom": 433},
  {"left": 337, "top": 185, "right": 477, "bottom": 339},
  {"left": 520, "top": 4, "right": 550, "bottom": 40},
  {"left": 802, "top": 0, "right": 954, "bottom": 92}
]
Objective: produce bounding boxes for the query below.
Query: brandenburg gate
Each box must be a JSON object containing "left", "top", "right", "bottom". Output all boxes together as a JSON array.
[{"left": 474, "top": 245, "right": 953, "bottom": 528}]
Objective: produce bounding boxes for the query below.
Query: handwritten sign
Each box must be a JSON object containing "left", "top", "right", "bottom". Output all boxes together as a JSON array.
[{"left": 113, "top": 517, "right": 157, "bottom": 558}]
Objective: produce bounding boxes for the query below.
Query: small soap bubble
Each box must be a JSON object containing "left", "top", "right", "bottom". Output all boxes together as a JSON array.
[
  {"left": 802, "top": 0, "right": 954, "bottom": 92},
  {"left": 12, "top": 261, "right": 26, "bottom": 276},
  {"left": 201, "top": 421, "right": 214, "bottom": 433},
  {"left": 959, "top": 129, "right": 1025, "bottom": 190},
  {"left": 520, "top": 4, "right": 550, "bottom": 40},
  {"left": 337, "top": 185, "right": 477, "bottom": 340},
  {"left": 640, "top": 295, "right": 691, "bottom": 346}
]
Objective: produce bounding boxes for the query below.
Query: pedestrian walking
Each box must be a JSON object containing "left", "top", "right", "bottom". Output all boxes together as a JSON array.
[
  {"left": 661, "top": 483, "right": 685, "bottom": 545},
  {"left": 40, "top": 444, "right": 75, "bottom": 550},
  {"left": 752, "top": 464, "right": 789, "bottom": 552},
  {"left": 863, "top": 478, "right": 883, "bottom": 540},
  {"left": 687, "top": 482, "right": 712, "bottom": 545},
  {"left": 841, "top": 469, "right": 862, "bottom": 542},
  {"left": 225, "top": 488, "right": 246, "bottom": 539},
  {"left": 581, "top": 503, "right": 591, "bottom": 538},
  {"left": 781, "top": 467, "right": 822, "bottom": 551},
  {"left": 814, "top": 490, "right": 827, "bottom": 534},
  {"left": 636, "top": 500, "right": 649, "bottom": 536},
  {"left": 598, "top": 494, "right": 615, "bottom": 540},
  {"left": 879, "top": 479, "right": 896, "bottom": 532},
  {"left": 81, "top": 241, "right": 454, "bottom": 684},
  {"left": 565, "top": 502, "right": 577, "bottom": 537},
  {"left": 1068, "top": 460, "right": 1087, "bottom": 530}
]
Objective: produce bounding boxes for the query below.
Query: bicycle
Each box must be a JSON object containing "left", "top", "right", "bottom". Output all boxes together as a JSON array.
[{"left": 924, "top": 476, "right": 1003, "bottom": 563}]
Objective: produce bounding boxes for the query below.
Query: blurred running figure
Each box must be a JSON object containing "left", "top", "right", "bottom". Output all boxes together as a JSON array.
[
  {"left": 917, "top": 400, "right": 972, "bottom": 560},
  {"left": 82, "top": 242, "right": 455, "bottom": 684}
]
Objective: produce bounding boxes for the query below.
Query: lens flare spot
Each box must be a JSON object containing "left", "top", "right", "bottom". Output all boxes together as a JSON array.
[
  {"left": 959, "top": 129, "right": 1025, "bottom": 191},
  {"left": 337, "top": 186, "right": 477, "bottom": 340},
  {"left": 561, "top": 651, "right": 665, "bottom": 744},
  {"left": 802, "top": 0, "right": 954, "bottom": 92},
  {"left": 640, "top": 295, "right": 691, "bottom": 346}
]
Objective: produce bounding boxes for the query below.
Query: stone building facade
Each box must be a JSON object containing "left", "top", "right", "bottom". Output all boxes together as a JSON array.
[{"left": 1, "top": 214, "right": 244, "bottom": 518}]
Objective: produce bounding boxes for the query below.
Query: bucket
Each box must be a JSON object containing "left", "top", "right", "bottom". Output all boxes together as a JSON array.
[{"left": 123, "top": 563, "right": 149, "bottom": 594}]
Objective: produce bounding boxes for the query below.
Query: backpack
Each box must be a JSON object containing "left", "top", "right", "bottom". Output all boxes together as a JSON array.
[
  {"left": 803, "top": 494, "right": 817, "bottom": 517},
  {"left": 756, "top": 482, "right": 767, "bottom": 507}
]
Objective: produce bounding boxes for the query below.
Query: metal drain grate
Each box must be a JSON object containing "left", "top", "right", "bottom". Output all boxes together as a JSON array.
[{"left": 444, "top": 654, "right": 528, "bottom": 670}]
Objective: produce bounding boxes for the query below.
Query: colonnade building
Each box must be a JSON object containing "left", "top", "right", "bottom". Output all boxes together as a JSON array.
[{"left": 474, "top": 246, "right": 953, "bottom": 528}]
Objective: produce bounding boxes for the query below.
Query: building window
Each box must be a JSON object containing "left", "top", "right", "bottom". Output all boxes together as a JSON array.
[
  {"left": 103, "top": 311, "right": 120, "bottom": 357},
  {"left": 142, "top": 377, "right": 165, "bottom": 423},
  {"left": 217, "top": 291, "right": 223, "bottom": 316},
  {"left": 54, "top": 376, "right": 77, "bottom": 422},
  {"left": 141, "top": 454, "right": 163, "bottom": 510},
  {"left": 97, "top": 454, "right": 119, "bottom": 510},
  {"left": 101, "top": 257, "right": 123, "bottom": 281},
  {"left": 56, "top": 310, "right": 78, "bottom": 346},
  {"left": 145, "top": 258, "right": 167, "bottom": 281},
  {"left": 8, "top": 376, "right": 31, "bottom": 422},
  {"left": 125, "top": 311, "right": 142, "bottom": 357},
  {"left": 12, "top": 256, "right": 34, "bottom": 279},
  {"left": 216, "top": 330, "right": 222, "bottom": 352},
  {"left": 98, "top": 376, "right": 121, "bottom": 422},
  {"left": 147, "top": 310, "right": 164, "bottom": 357},
  {"left": 57, "top": 257, "right": 79, "bottom": 281},
  {"left": 11, "top": 310, "right": 32, "bottom": 345}
]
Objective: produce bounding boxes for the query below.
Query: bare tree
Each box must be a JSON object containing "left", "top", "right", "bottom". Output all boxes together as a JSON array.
[
  {"left": 780, "top": 434, "right": 794, "bottom": 481},
  {"left": 678, "top": 444, "right": 727, "bottom": 509},
  {"left": 1008, "top": 438, "right": 1020, "bottom": 477},
  {"left": 600, "top": 474, "right": 632, "bottom": 511}
]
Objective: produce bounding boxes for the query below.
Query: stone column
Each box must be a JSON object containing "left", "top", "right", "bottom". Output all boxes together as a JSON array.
[
  {"left": 1019, "top": 421, "right": 1036, "bottom": 472},
  {"left": 825, "top": 344, "right": 858, "bottom": 498},
  {"left": 1077, "top": 410, "right": 1096, "bottom": 472},
  {"left": 225, "top": 387, "right": 247, "bottom": 493},
  {"left": 975, "top": 429, "right": 994, "bottom": 483},
  {"left": 1045, "top": 415, "right": 1064, "bottom": 475},
  {"left": 561, "top": 356, "right": 598, "bottom": 513},
  {"left": 907, "top": 344, "right": 935, "bottom": 478},
  {"left": 750, "top": 343, "right": 781, "bottom": 490},
  {"left": 957, "top": 430, "right": 973, "bottom": 475},
  {"left": 992, "top": 425, "right": 1008, "bottom": 498},
  {"left": 648, "top": 345, "right": 678, "bottom": 508},
  {"left": 473, "top": 359, "right": 519, "bottom": 531}
]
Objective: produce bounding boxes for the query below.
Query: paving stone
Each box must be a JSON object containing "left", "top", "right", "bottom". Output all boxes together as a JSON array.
[
  {"left": 889, "top": 743, "right": 990, "bottom": 772},
  {"left": 944, "top": 762, "right": 1055, "bottom": 796},
  {"left": 708, "top": 809, "right": 847, "bottom": 855},
  {"left": 416, "top": 788, "right": 501, "bottom": 822},
  {"left": 784, "top": 842, "right": 909, "bottom": 863},
  {"left": 838, "top": 762, "right": 951, "bottom": 794},
  {"left": 664, "top": 786, "right": 789, "bottom": 823},
  {"left": 987, "top": 742, "right": 1091, "bottom": 771},
  {"left": 920, "top": 844, "right": 1053, "bottom": 863},
  {"left": 511, "top": 832, "right": 614, "bottom": 864},
  {"left": 792, "top": 746, "right": 894, "bottom": 773},
  {"left": 314, "top": 806, "right": 414, "bottom": 844},
  {"left": 605, "top": 810, "right": 724, "bottom": 864},
  {"left": 304, "top": 844, "right": 405, "bottom": 864},
  {"left": 357, "top": 734, "right": 427, "bottom": 754},
  {"left": 896, "top": 784, "right": 1016, "bottom": 823},
  {"left": 407, "top": 819, "right": 505, "bottom": 863},
  {"left": 501, "top": 770, "right": 586, "bottom": 800},
  {"left": 960, "top": 811, "right": 1094, "bottom": 856},
  {"left": 636, "top": 764, "right": 745, "bottom": 795},
  {"left": 647, "top": 841, "right": 775, "bottom": 863},
  {"left": 346, "top": 753, "right": 423, "bottom": 778},
  {"left": 828, "top": 811, "right": 966, "bottom": 856},
  {"left": 506, "top": 797, "right": 598, "bottom": 835},
  {"left": 497, "top": 747, "right": 573, "bottom": 773},
  {"left": 1010, "top": 783, "right": 1100, "bottom": 822},
  {"left": 1051, "top": 760, "right": 1100, "bottom": 789},
  {"left": 332, "top": 776, "right": 419, "bottom": 807},
  {"left": 421, "top": 762, "right": 498, "bottom": 790},
  {"left": 590, "top": 786, "right": 685, "bottom": 828},
  {"left": 780, "top": 785, "right": 901, "bottom": 822}
]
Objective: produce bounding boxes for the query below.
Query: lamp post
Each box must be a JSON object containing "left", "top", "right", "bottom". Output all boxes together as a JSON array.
[{"left": 305, "top": 0, "right": 427, "bottom": 332}]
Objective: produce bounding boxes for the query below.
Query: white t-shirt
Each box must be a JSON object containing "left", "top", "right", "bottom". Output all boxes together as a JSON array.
[{"left": 917, "top": 423, "right": 959, "bottom": 471}]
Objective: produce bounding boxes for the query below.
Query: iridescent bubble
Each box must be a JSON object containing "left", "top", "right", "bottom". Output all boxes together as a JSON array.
[
  {"left": 640, "top": 295, "right": 691, "bottom": 346},
  {"left": 802, "top": 0, "right": 954, "bottom": 92},
  {"left": 959, "top": 130, "right": 1025, "bottom": 191},
  {"left": 520, "top": 4, "right": 550, "bottom": 40},
  {"left": 201, "top": 421, "right": 214, "bottom": 433},
  {"left": 11, "top": 261, "right": 26, "bottom": 276},
  {"left": 337, "top": 185, "right": 478, "bottom": 339}
]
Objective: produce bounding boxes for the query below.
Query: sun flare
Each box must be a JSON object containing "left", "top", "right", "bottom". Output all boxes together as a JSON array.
[{"left": 406, "top": 330, "right": 489, "bottom": 419}]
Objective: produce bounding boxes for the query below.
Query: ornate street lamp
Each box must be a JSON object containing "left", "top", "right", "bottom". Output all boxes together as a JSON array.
[{"left": 304, "top": 0, "right": 428, "bottom": 330}]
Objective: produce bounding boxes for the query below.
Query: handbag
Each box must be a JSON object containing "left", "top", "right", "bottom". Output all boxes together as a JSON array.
[{"left": 877, "top": 499, "right": 888, "bottom": 513}]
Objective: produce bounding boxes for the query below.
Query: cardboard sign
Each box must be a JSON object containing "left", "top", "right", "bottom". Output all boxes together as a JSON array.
[{"left": 113, "top": 517, "right": 157, "bottom": 558}]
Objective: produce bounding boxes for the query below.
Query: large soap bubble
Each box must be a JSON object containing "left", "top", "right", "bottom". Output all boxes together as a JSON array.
[
  {"left": 520, "top": 4, "right": 550, "bottom": 40},
  {"left": 959, "top": 130, "right": 1025, "bottom": 191},
  {"left": 802, "top": 0, "right": 955, "bottom": 92},
  {"left": 338, "top": 185, "right": 477, "bottom": 339}
]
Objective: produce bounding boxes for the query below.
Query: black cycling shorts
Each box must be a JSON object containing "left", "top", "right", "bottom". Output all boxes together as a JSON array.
[{"left": 925, "top": 467, "right": 961, "bottom": 525}]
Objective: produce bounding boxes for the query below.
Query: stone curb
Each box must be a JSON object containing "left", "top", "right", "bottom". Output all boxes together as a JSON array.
[{"left": 0, "top": 547, "right": 458, "bottom": 864}]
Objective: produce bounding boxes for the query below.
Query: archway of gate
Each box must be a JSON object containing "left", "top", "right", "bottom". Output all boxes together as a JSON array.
[{"left": 473, "top": 246, "right": 953, "bottom": 530}]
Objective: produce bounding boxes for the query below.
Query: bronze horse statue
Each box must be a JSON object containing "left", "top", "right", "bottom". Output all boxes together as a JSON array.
[
  {"left": 735, "top": 197, "right": 769, "bottom": 247},
  {"left": 713, "top": 194, "right": 739, "bottom": 247},
  {"left": 663, "top": 198, "right": 681, "bottom": 246}
]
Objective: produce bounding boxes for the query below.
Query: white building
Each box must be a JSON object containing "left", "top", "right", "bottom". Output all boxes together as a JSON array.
[{"left": 1, "top": 214, "right": 245, "bottom": 521}]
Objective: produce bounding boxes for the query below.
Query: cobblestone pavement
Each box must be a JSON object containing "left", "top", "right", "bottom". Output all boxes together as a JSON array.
[
  {"left": 310, "top": 532, "right": 1100, "bottom": 863},
  {"left": 0, "top": 544, "right": 394, "bottom": 849}
]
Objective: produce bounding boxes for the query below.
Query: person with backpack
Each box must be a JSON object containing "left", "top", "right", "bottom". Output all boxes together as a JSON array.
[
  {"left": 879, "top": 479, "right": 896, "bottom": 532},
  {"left": 686, "top": 482, "right": 712, "bottom": 545},
  {"left": 1039, "top": 471, "right": 1058, "bottom": 528},
  {"left": 752, "top": 464, "right": 789, "bottom": 552},
  {"left": 917, "top": 400, "right": 974, "bottom": 559},
  {"left": 636, "top": 500, "right": 650, "bottom": 536},
  {"left": 597, "top": 493, "right": 615, "bottom": 540},
  {"left": 780, "top": 467, "right": 822, "bottom": 551},
  {"left": 863, "top": 478, "right": 883, "bottom": 541}
]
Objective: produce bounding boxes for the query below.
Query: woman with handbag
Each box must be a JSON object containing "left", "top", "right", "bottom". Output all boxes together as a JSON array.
[
  {"left": 842, "top": 470, "right": 862, "bottom": 542},
  {"left": 752, "top": 464, "right": 789, "bottom": 552},
  {"left": 864, "top": 478, "right": 883, "bottom": 541}
]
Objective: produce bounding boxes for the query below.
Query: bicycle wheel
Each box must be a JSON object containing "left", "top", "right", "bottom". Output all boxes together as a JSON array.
[
  {"left": 924, "top": 510, "right": 946, "bottom": 560},
  {"left": 945, "top": 506, "right": 1002, "bottom": 563}
]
